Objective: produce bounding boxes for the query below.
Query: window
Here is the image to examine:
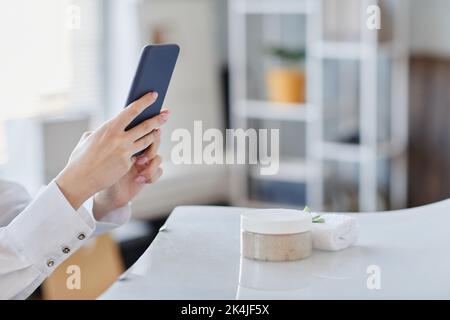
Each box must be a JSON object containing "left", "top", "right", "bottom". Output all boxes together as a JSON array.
[{"left": 0, "top": 0, "right": 104, "bottom": 162}]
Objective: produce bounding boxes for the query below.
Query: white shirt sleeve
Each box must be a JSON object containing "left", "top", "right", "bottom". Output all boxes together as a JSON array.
[{"left": 0, "top": 180, "right": 131, "bottom": 300}]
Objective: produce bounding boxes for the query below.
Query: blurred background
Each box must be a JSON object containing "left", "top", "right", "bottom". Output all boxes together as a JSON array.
[{"left": 0, "top": 0, "right": 449, "bottom": 298}]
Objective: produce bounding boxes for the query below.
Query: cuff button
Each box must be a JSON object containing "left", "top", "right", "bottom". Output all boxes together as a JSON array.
[
  {"left": 47, "top": 259, "right": 55, "bottom": 268},
  {"left": 77, "top": 233, "right": 86, "bottom": 240},
  {"left": 62, "top": 246, "right": 71, "bottom": 254}
]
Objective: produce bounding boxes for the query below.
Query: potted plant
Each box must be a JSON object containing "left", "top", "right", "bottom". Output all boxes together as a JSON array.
[{"left": 266, "top": 47, "right": 306, "bottom": 104}]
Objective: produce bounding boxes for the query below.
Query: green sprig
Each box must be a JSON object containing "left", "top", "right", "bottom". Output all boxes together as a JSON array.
[
  {"left": 303, "top": 206, "right": 325, "bottom": 223},
  {"left": 312, "top": 216, "right": 325, "bottom": 223}
]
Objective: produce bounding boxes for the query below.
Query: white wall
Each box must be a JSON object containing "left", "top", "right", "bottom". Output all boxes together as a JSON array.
[{"left": 409, "top": 0, "right": 450, "bottom": 57}]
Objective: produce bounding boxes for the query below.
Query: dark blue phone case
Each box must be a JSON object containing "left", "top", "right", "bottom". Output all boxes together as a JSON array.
[{"left": 124, "top": 44, "right": 180, "bottom": 132}]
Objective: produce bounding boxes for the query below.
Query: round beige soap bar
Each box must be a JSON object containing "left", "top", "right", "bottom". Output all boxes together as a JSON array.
[{"left": 241, "top": 209, "right": 312, "bottom": 262}]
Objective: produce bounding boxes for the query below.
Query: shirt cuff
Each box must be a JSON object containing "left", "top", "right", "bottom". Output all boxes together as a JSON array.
[
  {"left": 83, "top": 198, "right": 132, "bottom": 235},
  {"left": 5, "top": 181, "right": 95, "bottom": 275}
]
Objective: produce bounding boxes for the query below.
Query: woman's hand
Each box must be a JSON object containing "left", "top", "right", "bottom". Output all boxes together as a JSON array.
[
  {"left": 92, "top": 110, "right": 168, "bottom": 220},
  {"left": 55, "top": 92, "right": 169, "bottom": 210}
]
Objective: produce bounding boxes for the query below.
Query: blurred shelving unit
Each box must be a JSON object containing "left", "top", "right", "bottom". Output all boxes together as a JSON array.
[
  {"left": 228, "top": 0, "right": 409, "bottom": 212},
  {"left": 237, "top": 100, "right": 313, "bottom": 122}
]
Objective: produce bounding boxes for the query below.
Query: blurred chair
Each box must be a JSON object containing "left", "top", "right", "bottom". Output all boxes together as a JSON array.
[{"left": 42, "top": 234, "right": 124, "bottom": 300}]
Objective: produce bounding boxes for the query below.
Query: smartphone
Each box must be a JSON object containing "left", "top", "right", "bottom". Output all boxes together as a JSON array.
[{"left": 124, "top": 44, "right": 180, "bottom": 132}]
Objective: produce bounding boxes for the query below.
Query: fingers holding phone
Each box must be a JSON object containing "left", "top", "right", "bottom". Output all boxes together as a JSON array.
[
  {"left": 55, "top": 92, "right": 169, "bottom": 210},
  {"left": 115, "top": 91, "right": 159, "bottom": 130},
  {"left": 56, "top": 44, "right": 179, "bottom": 211},
  {"left": 126, "top": 108, "right": 168, "bottom": 142}
]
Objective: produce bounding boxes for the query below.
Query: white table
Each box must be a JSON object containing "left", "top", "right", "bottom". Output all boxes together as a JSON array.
[{"left": 101, "top": 201, "right": 450, "bottom": 299}]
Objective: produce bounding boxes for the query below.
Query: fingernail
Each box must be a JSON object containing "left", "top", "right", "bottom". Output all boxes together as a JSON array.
[
  {"left": 152, "top": 92, "right": 158, "bottom": 99},
  {"left": 155, "top": 128, "right": 161, "bottom": 135},
  {"left": 135, "top": 175, "right": 146, "bottom": 184},
  {"left": 160, "top": 113, "right": 169, "bottom": 121},
  {"left": 137, "top": 157, "right": 149, "bottom": 165}
]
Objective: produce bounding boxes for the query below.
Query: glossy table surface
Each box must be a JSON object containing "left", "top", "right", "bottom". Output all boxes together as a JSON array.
[{"left": 101, "top": 201, "right": 450, "bottom": 299}]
